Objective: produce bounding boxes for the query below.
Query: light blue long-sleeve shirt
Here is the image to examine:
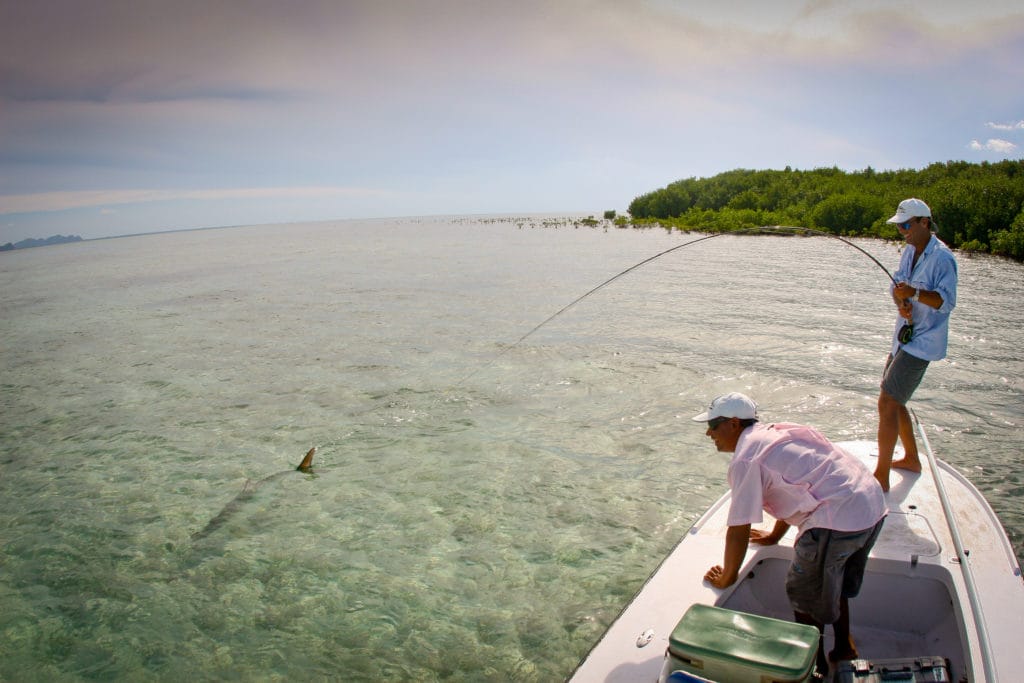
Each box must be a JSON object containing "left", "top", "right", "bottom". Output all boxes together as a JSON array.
[{"left": 890, "top": 234, "right": 958, "bottom": 361}]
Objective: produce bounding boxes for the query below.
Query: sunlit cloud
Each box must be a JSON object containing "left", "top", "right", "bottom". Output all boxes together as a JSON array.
[
  {"left": 0, "top": 186, "right": 391, "bottom": 215},
  {"left": 968, "top": 139, "right": 1018, "bottom": 154},
  {"left": 2, "top": 0, "right": 1023, "bottom": 242},
  {"left": 986, "top": 120, "right": 1024, "bottom": 131}
]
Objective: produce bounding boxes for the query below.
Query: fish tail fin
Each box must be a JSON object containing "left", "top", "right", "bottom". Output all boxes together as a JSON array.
[{"left": 296, "top": 446, "right": 316, "bottom": 472}]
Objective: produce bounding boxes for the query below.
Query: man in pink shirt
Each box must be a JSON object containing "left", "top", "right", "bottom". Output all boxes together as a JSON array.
[{"left": 694, "top": 392, "right": 887, "bottom": 672}]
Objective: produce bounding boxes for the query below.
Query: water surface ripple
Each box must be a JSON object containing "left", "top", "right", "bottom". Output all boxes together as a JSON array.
[{"left": 1, "top": 217, "right": 1021, "bottom": 681}]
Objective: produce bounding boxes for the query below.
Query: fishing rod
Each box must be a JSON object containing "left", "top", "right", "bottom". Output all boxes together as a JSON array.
[
  {"left": 770, "top": 225, "right": 897, "bottom": 284},
  {"left": 319, "top": 225, "right": 897, "bottom": 453},
  {"left": 464, "top": 225, "right": 897, "bottom": 382}
]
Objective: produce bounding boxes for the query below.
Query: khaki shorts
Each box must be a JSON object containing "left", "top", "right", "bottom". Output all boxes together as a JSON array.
[{"left": 785, "top": 518, "right": 886, "bottom": 625}]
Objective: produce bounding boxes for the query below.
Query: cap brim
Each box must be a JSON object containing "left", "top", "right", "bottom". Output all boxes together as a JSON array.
[
  {"left": 886, "top": 213, "right": 906, "bottom": 224},
  {"left": 691, "top": 411, "right": 711, "bottom": 422}
]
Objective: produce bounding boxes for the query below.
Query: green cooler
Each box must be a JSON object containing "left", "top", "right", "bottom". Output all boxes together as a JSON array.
[{"left": 667, "top": 604, "right": 820, "bottom": 683}]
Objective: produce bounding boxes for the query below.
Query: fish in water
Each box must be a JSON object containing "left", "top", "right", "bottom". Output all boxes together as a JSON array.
[{"left": 191, "top": 447, "right": 317, "bottom": 541}]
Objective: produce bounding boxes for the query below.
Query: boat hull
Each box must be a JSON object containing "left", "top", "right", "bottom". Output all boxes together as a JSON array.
[{"left": 567, "top": 440, "right": 1024, "bottom": 683}]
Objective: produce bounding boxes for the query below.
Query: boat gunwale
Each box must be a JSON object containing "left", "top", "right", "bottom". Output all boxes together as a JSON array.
[
  {"left": 915, "top": 410, "right": 997, "bottom": 682},
  {"left": 566, "top": 421, "right": 1024, "bottom": 683}
]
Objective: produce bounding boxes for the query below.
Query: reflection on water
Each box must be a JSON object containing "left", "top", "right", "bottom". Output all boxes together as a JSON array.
[{"left": 1, "top": 217, "right": 1021, "bottom": 680}]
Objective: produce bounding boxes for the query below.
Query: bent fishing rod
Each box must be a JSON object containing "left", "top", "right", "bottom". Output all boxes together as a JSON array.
[
  {"left": 458, "top": 225, "right": 897, "bottom": 387},
  {"left": 319, "top": 225, "right": 898, "bottom": 453}
]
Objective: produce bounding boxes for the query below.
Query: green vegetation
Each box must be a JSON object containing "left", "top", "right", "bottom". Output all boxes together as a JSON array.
[{"left": 627, "top": 160, "right": 1024, "bottom": 260}]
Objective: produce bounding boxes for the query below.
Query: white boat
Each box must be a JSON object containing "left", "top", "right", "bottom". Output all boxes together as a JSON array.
[{"left": 568, "top": 413, "right": 1024, "bottom": 682}]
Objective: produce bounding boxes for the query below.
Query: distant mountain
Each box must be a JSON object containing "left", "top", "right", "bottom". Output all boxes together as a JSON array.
[{"left": 0, "top": 234, "right": 84, "bottom": 251}]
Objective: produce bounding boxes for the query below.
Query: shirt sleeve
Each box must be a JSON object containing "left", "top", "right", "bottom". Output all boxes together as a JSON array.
[
  {"left": 931, "top": 251, "right": 958, "bottom": 314},
  {"left": 727, "top": 459, "right": 765, "bottom": 526}
]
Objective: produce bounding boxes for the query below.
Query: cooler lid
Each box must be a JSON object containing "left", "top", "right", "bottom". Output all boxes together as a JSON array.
[{"left": 669, "top": 604, "right": 819, "bottom": 678}]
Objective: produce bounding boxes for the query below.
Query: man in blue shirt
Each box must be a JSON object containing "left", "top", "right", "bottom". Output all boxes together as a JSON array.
[{"left": 875, "top": 198, "right": 958, "bottom": 491}]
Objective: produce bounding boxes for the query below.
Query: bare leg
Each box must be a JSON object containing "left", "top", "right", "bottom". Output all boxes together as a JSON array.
[
  {"left": 892, "top": 405, "right": 922, "bottom": 472},
  {"left": 828, "top": 597, "right": 858, "bottom": 662},
  {"left": 875, "top": 389, "right": 901, "bottom": 491},
  {"left": 794, "top": 611, "right": 827, "bottom": 677}
]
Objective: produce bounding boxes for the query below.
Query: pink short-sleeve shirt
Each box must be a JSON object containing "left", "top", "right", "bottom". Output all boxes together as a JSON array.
[{"left": 727, "top": 423, "right": 887, "bottom": 535}]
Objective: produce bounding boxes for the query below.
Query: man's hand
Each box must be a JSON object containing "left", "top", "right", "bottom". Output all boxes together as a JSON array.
[
  {"left": 749, "top": 520, "right": 790, "bottom": 546},
  {"left": 893, "top": 282, "right": 916, "bottom": 301},
  {"left": 704, "top": 564, "right": 735, "bottom": 589},
  {"left": 893, "top": 283, "right": 915, "bottom": 321},
  {"left": 749, "top": 528, "right": 780, "bottom": 545},
  {"left": 703, "top": 524, "right": 751, "bottom": 589},
  {"left": 898, "top": 298, "right": 913, "bottom": 321}
]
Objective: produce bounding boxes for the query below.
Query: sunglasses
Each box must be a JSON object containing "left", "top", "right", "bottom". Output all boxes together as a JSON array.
[
  {"left": 897, "top": 219, "right": 915, "bottom": 231},
  {"left": 707, "top": 416, "right": 731, "bottom": 431}
]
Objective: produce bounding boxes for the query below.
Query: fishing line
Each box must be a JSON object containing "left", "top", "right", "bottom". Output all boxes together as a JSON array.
[
  {"left": 457, "top": 225, "right": 896, "bottom": 387},
  {"left": 762, "top": 226, "right": 896, "bottom": 284},
  {"left": 320, "top": 226, "right": 897, "bottom": 453},
  {"left": 780, "top": 226, "right": 909, "bottom": 342}
]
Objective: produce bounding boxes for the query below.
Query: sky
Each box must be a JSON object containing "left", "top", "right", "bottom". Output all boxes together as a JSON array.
[{"left": 1, "top": 0, "right": 1023, "bottom": 243}]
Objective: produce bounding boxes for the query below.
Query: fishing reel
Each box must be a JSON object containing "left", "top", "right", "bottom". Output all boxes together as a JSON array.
[{"left": 898, "top": 323, "right": 914, "bottom": 344}]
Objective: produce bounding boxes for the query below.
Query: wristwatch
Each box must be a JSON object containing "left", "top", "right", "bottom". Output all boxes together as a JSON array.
[{"left": 912, "top": 288, "right": 921, "bottom": 303}]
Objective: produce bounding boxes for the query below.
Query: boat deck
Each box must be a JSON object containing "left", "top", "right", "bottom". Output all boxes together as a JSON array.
[{"left": 568, "top": 441, "right": 1024, "bottom": 682}]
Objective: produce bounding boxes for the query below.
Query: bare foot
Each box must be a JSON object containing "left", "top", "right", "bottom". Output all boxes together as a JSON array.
[
  {"left": 892, "top": 457, "right": 922, "bottom": 473},
  {"left": 873, "top": 470, "right": 890, "bottom": 492},
  {"left": 829, "top": 646, "right": 859, "bottom": 663}
]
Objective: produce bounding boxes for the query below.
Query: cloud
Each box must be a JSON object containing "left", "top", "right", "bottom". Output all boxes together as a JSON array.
[
  {"left": 0, "top": 186, "right": 391, "bottom": 215},
  {"left": 968, "top": 139, "right": 1018, "bottom": 154},
  {"left": 986, "top": 120, "right": 1024, "bottom": 131},
  {"left": 3, "top": 0, "right": 1024, "bottom": 241}
]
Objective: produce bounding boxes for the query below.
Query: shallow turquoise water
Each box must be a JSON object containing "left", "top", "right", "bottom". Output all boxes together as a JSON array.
[{"left": 1, "top": 217, "right": 1021, "bottom": 681}]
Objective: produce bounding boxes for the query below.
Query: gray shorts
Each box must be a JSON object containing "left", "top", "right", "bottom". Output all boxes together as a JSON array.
[
  {"left": 881, "top": 350, "right": 929, "bottom": 405},
  {"left": 785, "top": 518, "right": 886, "bottom": 625}
]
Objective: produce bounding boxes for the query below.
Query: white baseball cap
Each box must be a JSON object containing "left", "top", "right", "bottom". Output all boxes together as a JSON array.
[
  {"left": 692, "top": 392, "right": 758, "bottom": 422},
  {"left": 886, "top": 198, "right": 931, "bottom": 224}
]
